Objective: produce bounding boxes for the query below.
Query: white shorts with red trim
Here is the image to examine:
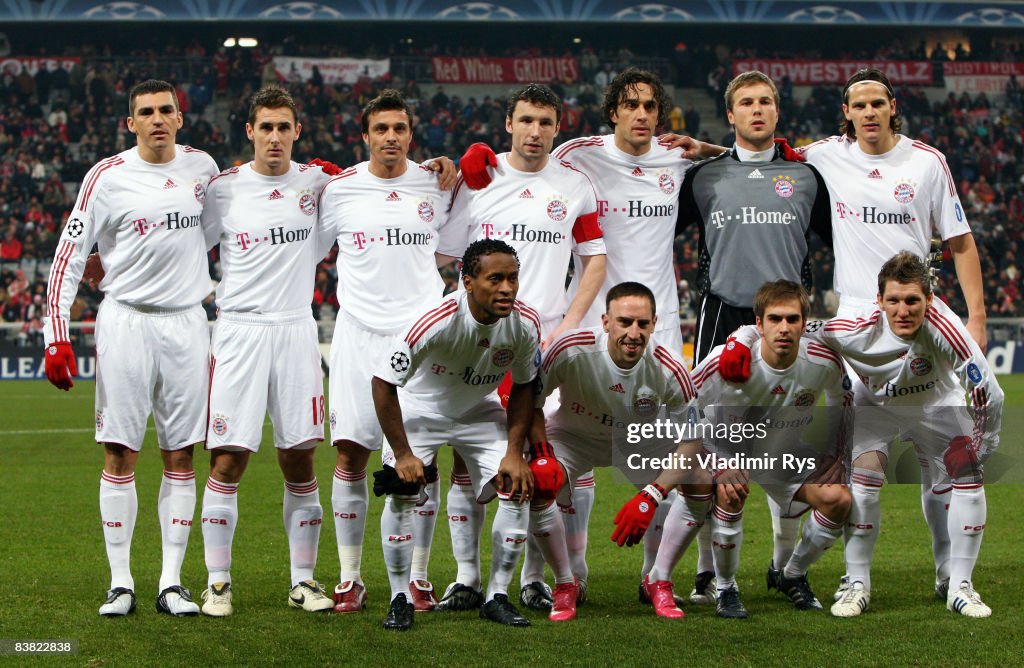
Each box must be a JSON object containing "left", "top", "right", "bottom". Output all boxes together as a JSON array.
[
  {"left": 381, "top": 398, "right": 507, "bottom": 502},
  {"left": 207, "top": 310, "right": 324, "bottom": 451},
  {"left": 94, "top": 299, "right": 209, "bottom": 451},
  {"left": 328, "top": 316, "right": 404, "bottom": 450}
]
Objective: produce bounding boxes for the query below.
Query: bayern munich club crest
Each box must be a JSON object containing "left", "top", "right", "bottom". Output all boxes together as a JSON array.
[
  {"left": 194, "top": 182, "right": 206, "bottom": 203},
  {"left": 657, "top": 170, "right": 676, "bottom": 194},
  {"left": 417, "top": 199, "right": 435, "bottom": 223},
  {"left": 546, "top": 197, "right": 568, "bottom": 221},
  {"left": 492, "top": 348, "right": 514, "bottom": 367},
  {"left": 893, "top": 181, "right": 916, "bottom": 204},
  {"left": 299, "top": 193, "right": 316, "bottom": 216},
  {"left": 632, "top": 395, "right": 658, "bottom": 418},
  {"left": 910, "top": 356, "right": 932, "bottom": 376},
  {"left": 95, "top": 410, "right": 104, "bottom": 431},
  {"left": 794, "top": 389, "right": 816, "bottom": 409},
  {"left": 211, "top": 414, "right": 229, "bottom": 436},
  {"left": 772, "top": 175, "right": 796, "bottom": 198}
]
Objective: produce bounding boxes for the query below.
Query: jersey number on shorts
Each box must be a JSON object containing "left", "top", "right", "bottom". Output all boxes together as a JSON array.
[{"left": 312, "top": 395, "right": 326, "bottom": 425}]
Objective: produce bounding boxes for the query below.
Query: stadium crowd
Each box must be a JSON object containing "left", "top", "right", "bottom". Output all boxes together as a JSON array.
[{"left": 2, "top": 35, "right": 1024, "bottom": 345}]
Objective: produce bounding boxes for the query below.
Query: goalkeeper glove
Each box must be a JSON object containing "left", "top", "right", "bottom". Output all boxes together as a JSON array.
[
  {"left": 309, "top": 158, "right": 342, "bottom": 175},
  {"left": 528, "top": 441, "right": 566, "bottom": 500},
  {"left": 944, "top": 435, "right": 980, "bottom": 479},
  {"left": 719, "top": 337, "right": 752, "bottom": 382},
  {"left": 774, "top": 138, "right": 806, "bottom": 163}
]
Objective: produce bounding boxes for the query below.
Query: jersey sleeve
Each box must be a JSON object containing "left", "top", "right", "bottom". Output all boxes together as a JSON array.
[
  {"left": 200, "top": 176, "right": 225, "bottom": 250},
  {"left": 806, "top": 164, "right": 833, "bottom": 249},
  {"left": 438, "top": 176, "right": 472, "bottom": 258},
  {"left": 821, "top": 363, "right": 855, "bottom": 463},
  {"left": 923, "top": 303, "right": 1004, "bottom": 459},
  {"left": 511, "top": 304, "right": 542, "bottom": 386},
  {"left": 653, "top": 344, "right": 697, "bottom": 411},
  {"left": 920, "top": 145, "right": 971, "bottom": 241},
  {"left": 43, "top": 164, "right": 110, "bottom": 345},
  {"left": 376, "top": 298, "right": 459, "bottom": 387},
  {"left": 674, "top": 165, "right": 700, "bottom": 235}
]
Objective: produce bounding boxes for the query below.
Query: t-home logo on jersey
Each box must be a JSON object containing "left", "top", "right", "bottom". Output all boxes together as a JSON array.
[
  {"left": 482, "top": 223, "right": 564, "bottom": 244},
  {"left": 133, "top": 211, "right": 202, "bottom": 236},
  {"left": 351, "top": 228, "right": 435, "bottom": 250},
  {"left": 709, "top": 206, "right": 795, "bottom": 230},
  {"left": 835, "top": 202, "right": 914, "bottom": 226},
  {"left": 596, "top": 200, "right": 675, "bottom": 219},
  {"left": 235, "top": 225, "right": 312, "bottom": 250}
]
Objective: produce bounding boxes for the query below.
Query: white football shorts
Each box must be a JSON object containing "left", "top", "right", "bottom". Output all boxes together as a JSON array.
[
  {"left": 207, "top": 309, "right": 324, "bottom": 451},
  {"left": 94, "top": 298, "right": 209, "bottom": 451}
]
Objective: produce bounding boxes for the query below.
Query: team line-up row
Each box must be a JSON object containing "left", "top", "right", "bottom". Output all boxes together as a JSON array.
[{"left": 41, "top": 65, "right": 997, "bottom": 627}]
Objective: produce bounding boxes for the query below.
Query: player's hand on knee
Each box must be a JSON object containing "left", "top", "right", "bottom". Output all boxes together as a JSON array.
[
  {"left": 498, "top": 452, "right": 534, "bottom": 504},
  {"left": 528, "top": 441, "right": 566, "bottom": 500},
  {"left": 773, "top": 138, "right": 806, "bottom": 163},
  {"left": 44, "top": 341, "right": 77, "bottom": 391},
  {"left": 611, "top": 483, "right": 665, "bottom": 547},
  {"left": 719, "top": 337, "right": 752, "bottom": 382},
  {"left": 944, "top": 435, "right": 980, "bottom": 479},
  {"left": 459, "top": 143, "right": 497, "bottom": 190},
  {"left": 714, "top": 469, "right": 749, "bottom": 505},
  {"left": 807, "top": 454, "right": 846, "bottom": 485}
]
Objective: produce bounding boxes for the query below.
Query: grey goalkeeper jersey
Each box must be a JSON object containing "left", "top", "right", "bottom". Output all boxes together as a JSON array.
[{"left": 675, "top": 146, "right": 832, "bottom": 308}]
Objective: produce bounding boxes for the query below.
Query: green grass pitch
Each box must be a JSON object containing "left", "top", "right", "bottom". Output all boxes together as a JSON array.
[{"left": 1, "top": 378, "right": 1021, "bottom": 666}]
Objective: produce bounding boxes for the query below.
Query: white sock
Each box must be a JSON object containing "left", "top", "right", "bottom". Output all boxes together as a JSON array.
[
  {"left": 284, "top": 479, "right": 322, "bottom": 587},
  {"left": 381, "top": 495, "right": 417, "bottom": 602},
  {"left": 641, "top": 488, "right": 675, "bottom": 579},
  {"left": 100, "top": 471, "right": 137, "bottom": 591},
  {"left": 531, "top": 504, "right": 573, "bottom": 585},
  {"left": 695, "top": 521, "right": 714, "bottom": 574},
  {"left": 201, "top": 477, "right": 239, "bottom": 586},
  {"left": 411, "top": 478, "right": 440, "bottom": 583},
  {"left": 783, "top": 509, "right": 843, "bottom": 578},
  {"left": 447, "top": 474, "right": 484, "bottom": 589},
  {"left": 332, "top": 467, "right": 367, "bottom": 584},
  {"left": 486, "top": 499, "right": 528, "bottom": 601},
  {"left": 922, "top": 481, "right": 952, "bottom": 585},
  {"left": 158, "top": 470, "right": 196, "bottom": 591},
  {"left": 564, "top": 473, "right": 595, "bottom": 581},
  {"left": 767, "top": 494, "right": 800, "bottom": 569},
  {"left": 649, "top": 492, "right": 710, "bottom": 582},
  {"left": 845, "top": 468, "right": 884, "bottom": 591},
  {"left": 948, "top": 483, "right": 986, "bottom": 589},
  {"left": 519, "top": 533, "right": 547, "bottom": 586},
  {"left": 711, "top": 504, "right": 743, "bottom": 592}
]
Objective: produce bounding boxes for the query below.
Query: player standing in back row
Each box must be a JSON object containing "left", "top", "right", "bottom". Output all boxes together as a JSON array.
[{"left": 43, "top": 79, "right": 218, "bottom": 617}]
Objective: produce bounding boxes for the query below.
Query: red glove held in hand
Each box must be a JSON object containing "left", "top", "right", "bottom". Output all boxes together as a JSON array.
[
  {"left": 497, "top": 371, "right": 513, "bottom": 410},
  {"left": 719, "top": 337, "right": 752, "bottom": 382},
  {"left": 528, "top": 441, "right": 566, "bottom": 500},
  {"left": 45, "top": 342, "right": 77, "bottom": 391},
  {"left": 944, "top": 436, "right": 980, "bottom": 479},
  {"left": 309, "top": 158, "right": 342, "bottom": 175},
  {"left": 612, "top": 483, "right": 665, "bottom": 547},
  {"left": 459, "top": 143, "right": 497, "bottom": 190},
  {"left": 774, "top": 138, "right": 806, "bottom": 163}
]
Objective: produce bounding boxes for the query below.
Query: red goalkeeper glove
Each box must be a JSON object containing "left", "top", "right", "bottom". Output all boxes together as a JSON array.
[
  {"left": 309, "top": 158, "right": 343, "bottom": 175},
  {"left": 944, "top": 436, "right": 980, "bottom": 479},
  {"left": 528, "top": 441, "right": 566, "bottom": 500},
  {"left": 459, "top": 143, "right": 497, "bottom": 190},
  {"left": 45, "top": 342, "right": 77, "bottom": 391},
  {"left": 612, "top": 483, "right": 665, "bottom": 547},
  {"left": 719, "top": 337, "right": 752, "bottom": 382},
  {"left": 774, "top": 138, "right": 806, "bottom": 163}
]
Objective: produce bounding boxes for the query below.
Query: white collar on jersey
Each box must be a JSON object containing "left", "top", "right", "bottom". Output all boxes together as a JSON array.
[{"left": 733, "top": 144, "right": 775, "bottom": 163}]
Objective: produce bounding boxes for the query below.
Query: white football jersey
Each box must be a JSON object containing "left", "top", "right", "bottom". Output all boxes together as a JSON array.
[
  {"left": 321, "top": 160, "right": 454, "bottom": 334},
  {"left": 693, "top": 338, "right": 852, "bottom": 457},
  {"left": 798, "top": 135, "right": 970, "bottom": 301},
  {"left": 202, "top": 161, "right": 332, "bottom": 315},
  {"left": 731, "top": 298, "right": 1003, "bottom": 456},
  {"left": 539, "top": 327, "right": 697, "bottom": 445},
  {"left": 44, "top": 145, "right": 218, "bottom": 344},
  {"left": 553, "top": 136, "right": 691, "bottom": 330},
  {"left": 443, "top": 153, "right": 604, "bottom": 322},
  {"left": 376, "top": 291, "right": 542, "bottom": 419}
]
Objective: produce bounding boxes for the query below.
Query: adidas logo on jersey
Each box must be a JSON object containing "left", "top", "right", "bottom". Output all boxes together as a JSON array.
[
  {"left": 867, "top": 169, "right": 882, "bottom": 179},
  {"left": 163, "top": 179, "right": 177, "bottom": 189},
  {"left": 748, "top": 169, "right": 764, "bottom": 179},
  {"left": 478, "top": 338, "right": 490, "bottom": 348},
  {"left": 386, "top": 191, "right": 401, "bottom": 201},
  {"left": 771, "top": 384, "right": 786, "bottom": 395},
  {"left": 609, "top": 383, "right": 625, "bottom": 393},
  {"left": 631, "top": 167, "right": 644, "bottom": 177},
  {"left": 268, "top": 189, "right": 284, "bottom": 200},
  {"left": 519, "top": 189, "right": 533, "bottom": 199}
]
